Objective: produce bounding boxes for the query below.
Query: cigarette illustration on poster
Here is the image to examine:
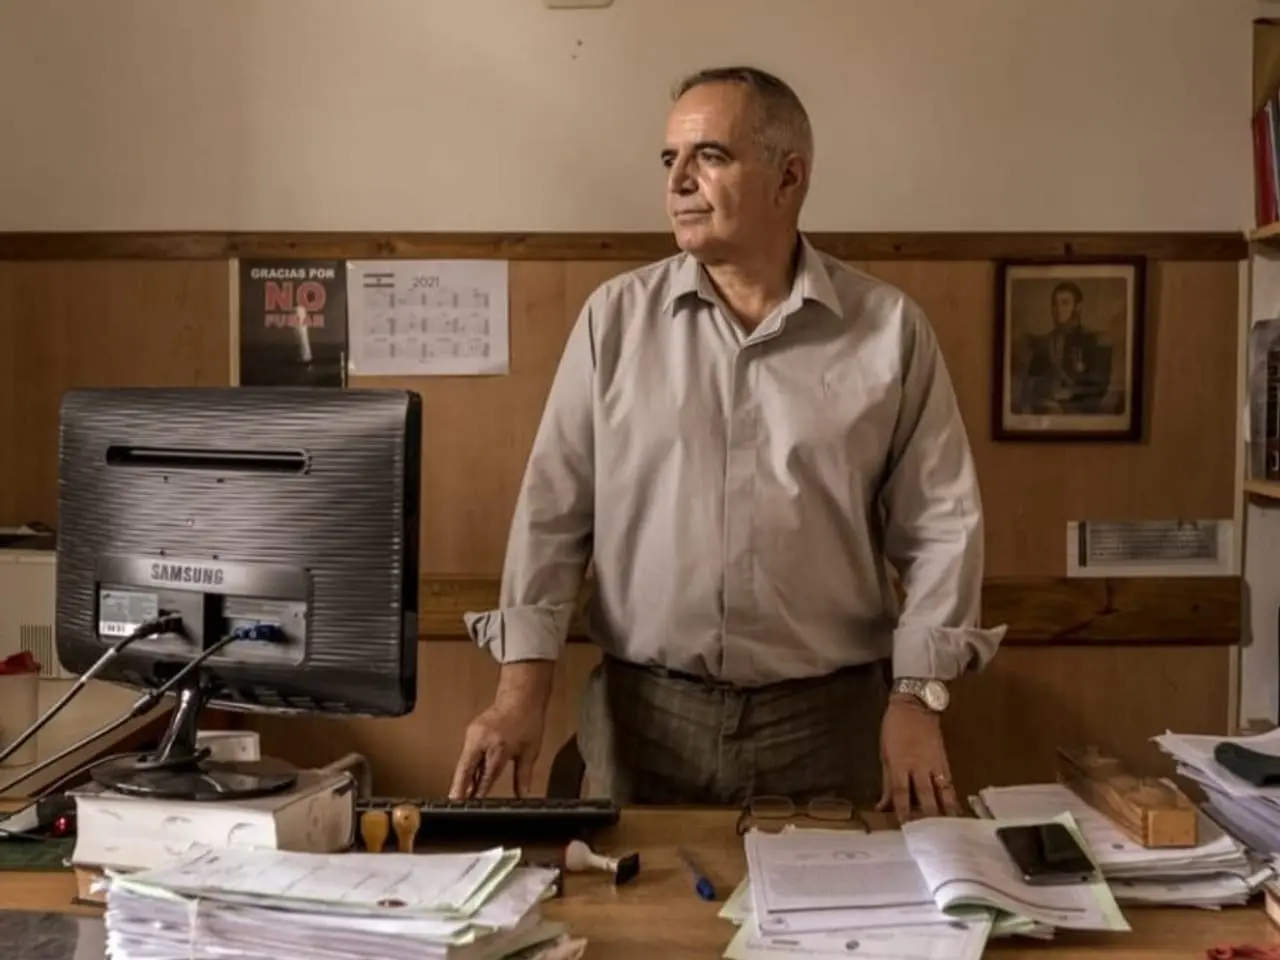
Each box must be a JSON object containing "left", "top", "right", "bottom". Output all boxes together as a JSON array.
[{"left": 237, "top": 260, "right": 349, "bottom": 387}]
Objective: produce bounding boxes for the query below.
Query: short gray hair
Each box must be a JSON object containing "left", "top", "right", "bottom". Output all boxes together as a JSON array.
[{"left": 672, "top": 66, "right": 814, "bottom": 165}]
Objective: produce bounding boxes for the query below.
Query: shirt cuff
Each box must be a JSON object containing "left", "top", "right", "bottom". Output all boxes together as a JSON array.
[
  {"left": 463, "top": 604, "right": 570, "bottom": 664},
  {"left": 891, "top": 622, "right": 1008, "bottom": 682}
]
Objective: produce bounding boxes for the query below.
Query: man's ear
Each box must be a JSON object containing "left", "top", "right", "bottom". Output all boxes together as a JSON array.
[{"left": 777, "top": 154, "right": 808, "bottom": 205}]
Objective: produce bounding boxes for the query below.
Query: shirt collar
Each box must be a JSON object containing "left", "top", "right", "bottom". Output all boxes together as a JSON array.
[{"left": 663, "top": 233, "right": 844, "bottom": 320}]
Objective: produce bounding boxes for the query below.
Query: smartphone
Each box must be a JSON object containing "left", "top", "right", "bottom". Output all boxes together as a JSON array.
[{"left": 995, "top": 822, "right": 1096, "bottom": 886}]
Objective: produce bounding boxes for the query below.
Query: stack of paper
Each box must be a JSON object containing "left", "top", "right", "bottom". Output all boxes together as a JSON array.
[
  {"left": 1155, "top": 728, "right": 1280, "bottom": 859},
  {"left": 973, "top": 782, "right": 1270, "bottom": 909},
  {"left": 898, "top": 813, "right": 1131, "bottom": 935},
  {"left": 717, "top": 815, "right": 1131, "bottom": 959},
  {"left": 101, "top": 844, "right": 586, "bottom": 960},
  {"left": 720, "top": 829, "right": 997, "bottom": 960}
]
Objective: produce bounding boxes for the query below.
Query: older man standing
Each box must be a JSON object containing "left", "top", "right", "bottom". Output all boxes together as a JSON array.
[{"left": 452, "top": 66, "right": 1004, "bottom": 824}]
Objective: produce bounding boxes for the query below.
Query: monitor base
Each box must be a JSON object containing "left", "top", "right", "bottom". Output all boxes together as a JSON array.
[
  {"left": 89, "top": 673, "right": 297, "bottom": 802},
  {"left": 90, "top": 756, "right": 297, "bottom": 802}
]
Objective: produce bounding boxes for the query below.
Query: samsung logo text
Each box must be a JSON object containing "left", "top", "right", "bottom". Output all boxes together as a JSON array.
[{"left": 150, "top": 563, "right": 225, "bottom": 586}]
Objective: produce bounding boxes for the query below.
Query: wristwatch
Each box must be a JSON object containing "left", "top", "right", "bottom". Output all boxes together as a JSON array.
[{"left": 891, "top": 677, "right": 950, "bottom": 712}]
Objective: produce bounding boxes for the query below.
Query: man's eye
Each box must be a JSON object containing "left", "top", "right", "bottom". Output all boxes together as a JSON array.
[{"left": 699, "top": 151, "right": 725, "bottom": 164}]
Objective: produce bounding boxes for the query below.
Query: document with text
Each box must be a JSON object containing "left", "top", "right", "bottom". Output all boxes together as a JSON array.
[
  {"left": 115, "top": 844, "right": 519, "bottom": 917},
  {"left": 900, "top": 814, "right": 1130, "bottom": 931},
  {"left": 744, "top": 828, "right": 932, "bottom": 910},
  {"left": 724, "top": 912, "right": 992, "bottom": 960}
]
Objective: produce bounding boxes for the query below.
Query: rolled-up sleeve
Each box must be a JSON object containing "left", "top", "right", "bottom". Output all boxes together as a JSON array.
[
  {"left": 464, "top": 299, "right": 597, "bottom": 664},
  {"left": 880, "top": 299, "right": 1006, "bottom": 682}
]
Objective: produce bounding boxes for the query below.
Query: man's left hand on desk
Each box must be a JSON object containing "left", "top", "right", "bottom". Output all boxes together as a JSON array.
[{"left": 877, "top": 694, "right": 962, "bottom": 823}]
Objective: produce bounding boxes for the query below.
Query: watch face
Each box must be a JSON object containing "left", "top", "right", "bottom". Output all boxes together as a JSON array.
[{"left": 921, "top": 681, "right": 950, "bottom": 711}]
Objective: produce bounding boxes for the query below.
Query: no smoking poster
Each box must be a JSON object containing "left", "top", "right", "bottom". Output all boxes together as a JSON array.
[{"left": 237, "top": 259, "right": 348, "bottom": 387}]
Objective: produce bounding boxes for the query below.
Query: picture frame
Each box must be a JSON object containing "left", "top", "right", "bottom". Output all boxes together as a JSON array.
[{"left": 992, "top": 257, "right": 1147, "bottom": 442}]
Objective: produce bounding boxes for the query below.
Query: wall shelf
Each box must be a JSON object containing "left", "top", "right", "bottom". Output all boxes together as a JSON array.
[{"left": 1245, "top": 479, "right": 1280, "bottom": 500}]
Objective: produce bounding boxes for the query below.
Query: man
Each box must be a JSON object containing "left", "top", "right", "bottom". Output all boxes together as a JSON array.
[
  {"left": 1015, "top": 281, "right": 1113, "bottom": 415},
  {"left": 451, "top": 66, "right": 1005, "bottom": 824}
]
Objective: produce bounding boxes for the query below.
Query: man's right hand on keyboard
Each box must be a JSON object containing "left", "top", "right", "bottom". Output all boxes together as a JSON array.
[{"left": 449, "top": 662, "right": 553, "bottom": 799}]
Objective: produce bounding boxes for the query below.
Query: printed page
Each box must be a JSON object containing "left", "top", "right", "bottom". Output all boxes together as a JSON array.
[
  {"left": 718, "top": 875, "right": 1034, "bottom": 938},
  {"left": 1155, "top": 728, "right": 1280, "bottom": 799},
  {"left": 724, "top": 913, "right": 992, "bottom": 960},
  {"left": 346, "top": 259, "right": 510, "bottom": 377},
  {"left": 901, "top": 814, "right": 1130, "bottom": 931},
  {"left": 117, "top": 844, "right": 513, "bottom": 916},
  {"left": 744, "top": 828, "right": 935, "bottom": 914}
]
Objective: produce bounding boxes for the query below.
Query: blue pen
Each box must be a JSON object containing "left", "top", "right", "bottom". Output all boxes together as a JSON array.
[{"left": 678, "top": 847, "right": 717, "bottom": 901}]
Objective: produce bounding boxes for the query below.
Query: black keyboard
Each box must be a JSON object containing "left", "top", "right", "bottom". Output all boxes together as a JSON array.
[{"left": 357, "top": 796, "right": 621, "bottom": 846}]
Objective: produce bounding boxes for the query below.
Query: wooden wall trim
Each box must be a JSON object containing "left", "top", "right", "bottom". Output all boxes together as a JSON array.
[
  {"left": 0, "top": 231, "right": 1247, "bottom": 262},
  {"left": 416, "top": 575, "right": 1241, "bottom": 646}
]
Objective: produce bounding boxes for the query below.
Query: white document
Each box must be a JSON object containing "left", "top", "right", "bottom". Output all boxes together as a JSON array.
[
  {"left": 719, "top": 876, "right": 1049, "bottom": 941},
  {"left": 347, "top": 259, "right": 509, "bottom": 376},
  {"left": 115, "top": 844, "right": 514, "bottom": 916},
  {"left": 745, "top": 828, "right": 934, "bottom": 914},
  {"left": 1155, "top": 728, "right": 1280, "bottom": 800},
  {"left": 1105, "top": 870, "right": 1270, "bottom": 908},
  {"left": 724, "top": 913, "right": 992, "bottom": 960},
  {"left": 901, "top": 814, "right": 1130, "bottom": 932},
  {"left": 1202, "top": 788, "right": 1280, "bottom": 855},
  {"left": 103, "top": 846, "right": 578, "bottom": 960},
  {"left": 105, "top": 882, "right": 570, "bottom": 960}
]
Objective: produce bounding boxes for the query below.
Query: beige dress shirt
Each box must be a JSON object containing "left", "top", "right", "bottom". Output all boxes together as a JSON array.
[{"left": 465, "top": 235, "right": 1006, "bottom": 688}]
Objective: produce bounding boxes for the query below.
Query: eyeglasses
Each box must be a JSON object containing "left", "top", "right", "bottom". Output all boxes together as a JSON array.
[{"left": 735, "top": 794, "right": 870, "bottom": 836}]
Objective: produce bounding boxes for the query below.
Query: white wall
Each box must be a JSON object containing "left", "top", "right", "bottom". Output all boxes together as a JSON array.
[{"left": 0, "top": 0, "right": 1257, "bottom": 232}]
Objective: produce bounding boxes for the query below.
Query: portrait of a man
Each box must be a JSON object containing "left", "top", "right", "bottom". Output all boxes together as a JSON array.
[{"left": 996, "top": 260, "right": 1144, "bottom": 440}]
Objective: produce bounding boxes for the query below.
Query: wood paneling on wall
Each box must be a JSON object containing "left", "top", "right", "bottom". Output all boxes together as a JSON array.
[
  {"left": 0, "top": 232, "right": 1243, "bottom": 800},
  {"left": 0, "top": 261, "right": 231, "bottom": 525},
  {"left": 0, "top": 231, "right": 1247, "bottom": 262}
]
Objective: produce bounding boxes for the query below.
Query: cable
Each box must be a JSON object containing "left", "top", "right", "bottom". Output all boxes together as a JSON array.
[
  {"left": 0, "top": 749, "right": 134, "bottom": 844},
  {"left": 0, "top": 630, "right": 242, "bottom": 798},
  {"left": 32, "top": 751, "right": 130, "bottom": 803},
  {"left": 0, "top": 613, "right": 184, "bottom": 768}
]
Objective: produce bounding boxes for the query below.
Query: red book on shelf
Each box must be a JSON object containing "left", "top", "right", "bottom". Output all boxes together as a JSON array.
[{"left": 1254, "top": 107, "right": 1277, "bottom": 227}]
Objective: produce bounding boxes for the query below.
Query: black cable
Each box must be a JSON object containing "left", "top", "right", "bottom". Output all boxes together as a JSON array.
[
  {"left": 0, "top": 613, "right": 184, "bottom": 768},
  {"left": 0, "top": 750, "right": 134, "bottom": 845},
  {"left": 0, "top": 631, "right": 241, "bottom": 799},
  {"left": 31, "top": 751, "right": 131, "bottom": 803}
]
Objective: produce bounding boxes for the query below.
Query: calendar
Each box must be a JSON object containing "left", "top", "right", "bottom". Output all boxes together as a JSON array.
[{"left": 346, "top": 259, "right": 509, "bottom": 376}]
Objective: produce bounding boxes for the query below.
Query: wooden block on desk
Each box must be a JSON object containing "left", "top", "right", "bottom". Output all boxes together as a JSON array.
[{"left": 1056, "top": 744, "right": 1199, "bottom": 848}]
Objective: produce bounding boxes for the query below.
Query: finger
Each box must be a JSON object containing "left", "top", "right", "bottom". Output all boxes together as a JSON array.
[
  {"left": 475, "top": 744, "right": 509, "bottom": 797},
  {"left": 513, "top": 750, "right": 536, "bottom": 798},
  {"left": 936, "top": 774, "right": 963, "bottom": 816},
  {"left": 449, "top": 743, "right": 484, "bottom": 800},
  {"left": 875, "top": 761, "right": 892, "bottom": 812},
  {"left": 912, "top": 769, "right": 940, "bottom": 818},
  {"left": 890, "top": 768, "right": 913, "bottom": 826}
]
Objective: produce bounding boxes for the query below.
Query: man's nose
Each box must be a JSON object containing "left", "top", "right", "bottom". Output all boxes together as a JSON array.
[{"left": 667, "top": 159, "right": 696, "bottom": 195}]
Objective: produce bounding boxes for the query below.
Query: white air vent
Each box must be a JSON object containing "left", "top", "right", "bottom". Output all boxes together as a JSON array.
[{"left": 19, "top": 623, "right": 57, "bottom": 678}]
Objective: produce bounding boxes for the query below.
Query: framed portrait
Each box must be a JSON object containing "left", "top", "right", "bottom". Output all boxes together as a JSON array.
[{"left": 993, "top": 257, "right": 1146, "bottom": 441}]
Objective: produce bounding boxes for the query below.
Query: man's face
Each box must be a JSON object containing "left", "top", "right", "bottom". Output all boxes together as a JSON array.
[
  {"left": 1051, "top": 289, "right": 1078, "bottom": 325},
  {"left": 661, "top": 83, "right": 798, "bottom": 260}
]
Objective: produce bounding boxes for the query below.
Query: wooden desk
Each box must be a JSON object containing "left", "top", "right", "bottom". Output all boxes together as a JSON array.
[{"left": 1, "top": 808, "right": 1278, "bottom": 958}]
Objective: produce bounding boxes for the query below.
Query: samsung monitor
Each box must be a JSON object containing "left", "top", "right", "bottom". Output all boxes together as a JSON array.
[{"left": 55, "top": 386, "right": 421, "bottom": 801}]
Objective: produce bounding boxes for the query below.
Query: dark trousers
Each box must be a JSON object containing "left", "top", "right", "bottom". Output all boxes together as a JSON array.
[{"left": 576, "top": 655, "right": 888, "bottom": 806}]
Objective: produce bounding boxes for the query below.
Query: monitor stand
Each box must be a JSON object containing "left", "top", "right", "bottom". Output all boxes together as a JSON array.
[{"left": 89, "top": 674, "right": 297, "bottom": 802}]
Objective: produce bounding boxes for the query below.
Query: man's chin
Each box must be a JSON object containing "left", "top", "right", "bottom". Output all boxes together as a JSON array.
[{"left": 672, "top": 226, "right": 720, "bottom": 258}]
